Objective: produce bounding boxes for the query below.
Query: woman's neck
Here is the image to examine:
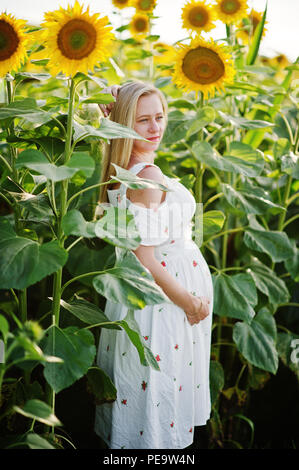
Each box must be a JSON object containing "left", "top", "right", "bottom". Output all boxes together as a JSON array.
[{"left": 130, "top": 151, "right": 155, "bottom": 165}]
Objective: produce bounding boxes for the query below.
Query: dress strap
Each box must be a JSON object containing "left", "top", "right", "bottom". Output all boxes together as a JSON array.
[{"left": 116, "top": 162, "right": 159, "bottom": 195}]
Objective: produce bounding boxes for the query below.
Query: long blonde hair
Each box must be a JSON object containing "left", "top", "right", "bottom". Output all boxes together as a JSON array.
[{"left": 98, "top": 81, "right": 168, "bottom": 206}]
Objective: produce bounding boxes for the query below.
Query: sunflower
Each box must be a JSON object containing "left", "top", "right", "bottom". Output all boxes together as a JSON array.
[
  {"left": 172, "top": 37, "right": 235, "bottom": 99},
  {"left": 40, "top": 1, "right": 114, "bottom": 77},
  {"left": 236, "top": 9, "right": 266, "bottom": 44},
  {"left": 0, "top": 12, "right": 30, "bottom": 77},
  {"left": 131, "top": 0, "right": 157, "bottom": 14},
  {"left": 181, "top": 1, "right": 216, "bottom": 34},
  {"left": 129, "top": 13, "right": 150, "bottom": 39},
  {"left": 214, "top": 0, "right": 248, "bottom": 25},
  {"left": 112, "top": 0, "right": 131, "bottom": 9}
]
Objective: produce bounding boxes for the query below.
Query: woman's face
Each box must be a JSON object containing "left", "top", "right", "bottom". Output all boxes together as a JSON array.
[{"left": 132, "top": 93, "right": 166, "bottom": 156}]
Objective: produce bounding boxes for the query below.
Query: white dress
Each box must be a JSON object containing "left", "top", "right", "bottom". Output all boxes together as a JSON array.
[{"left": 94, "top": 161, "right": 214, "bottom": 449}]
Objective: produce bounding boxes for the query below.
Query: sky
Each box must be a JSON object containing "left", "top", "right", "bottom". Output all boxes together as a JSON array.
[{"left": 1, "top": 0, "right": 298, "bottom": 61}]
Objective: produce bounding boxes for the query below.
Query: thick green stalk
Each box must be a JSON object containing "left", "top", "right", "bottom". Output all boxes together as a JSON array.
[{"left": 51, "top": 79, "right": 76, "bottom": 328}]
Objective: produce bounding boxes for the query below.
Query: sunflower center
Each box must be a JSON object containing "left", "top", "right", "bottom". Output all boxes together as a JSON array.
[
  {"left": 0, "top": 20, "right": 20, "bottom": 61},
  {"left": 117, "top": 0, "right": 128, "bottom": 3},
  {"left": 139, "top": 0, "right": 152, "bottom": 10},
  {"left": 135, "top": 18, "right": 147, "bottom": 32},
  {"left": 220, "top": 0, "right": 240, "bottom": 14},
  {"left": 57, "top": 19, "right": 97, "bottom": 60},
  {"left": 182, "top": 46, "right": 225, "bottom": 85},
  {"left": 188, "top": 7, "right": 209, "bottom": 27}
]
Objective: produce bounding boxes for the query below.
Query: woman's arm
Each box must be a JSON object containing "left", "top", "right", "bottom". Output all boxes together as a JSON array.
[{"left": 133, "top": 244, "right": 198, "bottom": 313}]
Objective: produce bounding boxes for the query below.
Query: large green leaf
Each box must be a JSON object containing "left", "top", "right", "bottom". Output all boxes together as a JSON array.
[
  {"left": 209, "top": 360, "right": 225, "bottom": 406},
  {"left": 62, "top": 209, "right": 97, "bottom": 238},
  {"left": 192, "top": 141, "right": 264, "bottom": 177},
  {"left": 60, "top": 297, "right": 121, "bottom": 330},
  {"left": 73, "top": 119, "right": 147, "bottom": 142},
  {"left": 93, "top": 248, "right": 171, "bottom": 310},
  {"left": 80, "top": 92, "right": 115, "bottom": 105},
  {"left": 86, "top": 367, "right": 117, "bottom": 405},
  {"left": 26, "top": 433, "right": 55, "bottom": 449},
  {"left": 212, "top": 272, "right": 256, "bottom": 323},
  {"left": 0, "top": 98, "right": 53, "bottom": 125},
  {"left": 284, "top": 239, "right": 299, "bottom": 282},
  {"left": 186, "top": 106, "right": 216, "bottom": 139},
  {"left": 0, "top": 219, "right": 68, "bottom": 289},
  {"left": 244, "top": 228, "right": 294, "bottom": 262},
  {"left": 221, "top": 183, "right": 285, "bottom": 215},
  {"left": 111, "top": 163, "right": 171, "bottom": 192},
  {"left": 41, "top": 325, "right": 96, "bottom": 393},
  {"left": 14, "top": 399, "right": 62, "bottom": 427},
  {"left": 203, "top": 210, "right": 225, "bottom": 235},
  {"left": 120, "top": 308, "right": 160, "bottom": 370},
  {"left": 162, "top": 111, "right": 192, "bottom": 144},
  {"left": 218, "top": 111, "right": 274, "bottom": 130},
  {"left": 95, "top": 206, "right": 141, "bottom": 250},
  {"left": 16, "top": 149, "right": 78, "bottom": 182},
  {"left": 233, "top": 311, "right": 279, "bottom": 374},
  {"left": 66, "top": 152, "right": 95, "bottom": 179},
  {"left": 247, "top": 258, "right": 290, "bottom": 305},
  {"left": 16, "top": 193, "right": 55, "bottom": 222}
]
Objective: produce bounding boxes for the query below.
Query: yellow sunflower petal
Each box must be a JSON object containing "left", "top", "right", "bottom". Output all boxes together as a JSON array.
[
  {"left": 236, "top": 9, "right": 267, "bottom": 44},
  {"left": 172, "top": 37, "right": 235, "bottom": 99},
  {"left": 181, "top": 0, "right": 216, "bottom": 34},
  {"left": 130, "top": 0, "right": 157, "bottom": 14},
  {"left": 129, "top": 13, "right": 150, "bottom": 39},
  {"left": 214, "top": 0, "right": 248, "bottom": 25},
  {"left": 40, "top": 1, "right": 114, "bottom": 77},
  {"left": 0, "top": 12, "right": 30, "bottom": 76}
]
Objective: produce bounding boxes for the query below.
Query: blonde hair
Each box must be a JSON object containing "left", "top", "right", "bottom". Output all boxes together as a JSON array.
[{"left": 98, "top": 81, "right": 168, "bottom": 206}]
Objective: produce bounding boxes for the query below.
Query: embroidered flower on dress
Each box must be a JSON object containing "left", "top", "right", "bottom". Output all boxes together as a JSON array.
[
  {"left": 121, "top": 399, "right": 127, "bottom": 405},
  {"left": 174, "top": 344, "right": 179, "bottom": 350},
  {"left": 143, "top": 335, "right": 149, "bottom": 340},
  {"left": 170, "top": 422, "right": 174, "bottom": 427},
  {"left": 141, "top": 381, "right": 147, "bottom": 391},
  {"left": 179, "top": 385, "right": 182, "bottom": 391},
  {"left": 161, "top": 261, "right": 166, "bottom": 267},
  {"left": 155, "top": 354, "right": 161, "bottom": 361},
  {"left": 193, "top": 260, "right": 198, "bottom": 267}
]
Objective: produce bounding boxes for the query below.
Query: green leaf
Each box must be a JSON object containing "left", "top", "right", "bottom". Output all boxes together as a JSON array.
[
  {"left": 0, "top": 314, "right": 9, "bottom": 341},
  {"left": 25, "top": 433, "right": 55, "bottom": 449},
  {"left": 209, "top": 360, "right": 225, "bottom": 406},
  {"left": 14, "top": 399, "right": 62, "bottom": 426},
  {"left": 66, "top": 152, "right": 95, "bottom": 179},
  {"left": 118, "top": 309, "right": 160, "bottom": 370},
  {"left": 16, "top": 149, "right": 78, "bottom": 182},
  {"left": 95, "top": 206, "right": 141, "bottom": 250},
  {"left": 60, "top": 297, "right": 121, "bottom": 330},
  {"left": 41, "top": 326, "right": 96, "bottom": 393},
  {"left": 186, "top": 106, "right": 216, "bottom": 139},
  {"left": 284, "top": 239, "right": 299, "bottom": 282},
  {"left": 221, "top": 183, "right": 285, "bottom": 215},
  {"left": 16, "top": 193, "right": 54, "bottom": 221},
  {"left": 93, "top": 249, "right": 171, "bottom": 310},
  {"left": 246, "top": 4, "right": 267, "bottom": 65},
  {"left": 110, "top": 163, "right": 171, "bottom": 192},
  {"left": 168, "top": 99, "right": 196, "bottom": 110},
  {"left": 0, "top": 220, "right": 68, "bottom": 289},
  {"left": 62, "top": 209, "right": 97, "bottom": 238},
  {"left": 0, "top": 98, "right": 53, "bottom": 125},
  {"left": 218, "top": 111, "right": 273, "bottom": 129},
  {"left": 212, "top": 272, "right": 256, "bottom": 323},
  {"left": 192, "top": 141, "right": 264, "bottom": 177},
  {"left": 203, "top": 210, "right": 225, "bottom": 235},
  {"left": 247, "top": 259, "right": 290, "bottom": 305},
  {"left": 233, "top": 311, "right": 279, "bottom": 374},
  {"left": 244, "top": 227, "right": 294, "bottom": 262},
  {"left": 80, "top": 93, "right": 115, "bottom": 105},
  {"left": 86, "top": 367, "right": 117, "bottom": 405},
  {"left": 73, "top": 119, "right": 146, "bottom": 142}
]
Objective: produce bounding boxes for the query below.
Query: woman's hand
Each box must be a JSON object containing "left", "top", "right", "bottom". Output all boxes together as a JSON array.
[
  {"left": 99, "top": 85, "right": 120, "bottom": 117},
  {"left": 185, "top": 296, "right": 210, "bottom": 326}
]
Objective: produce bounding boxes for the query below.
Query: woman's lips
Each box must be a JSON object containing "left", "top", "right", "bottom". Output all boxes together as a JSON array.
[{"left": 147, "top": 136, "right": 160, "bottom": 141}]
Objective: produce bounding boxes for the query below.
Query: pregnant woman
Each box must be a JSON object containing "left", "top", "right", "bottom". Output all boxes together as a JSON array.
[{"left": 94, "top": 81, "right": 213, "bottom": 449}]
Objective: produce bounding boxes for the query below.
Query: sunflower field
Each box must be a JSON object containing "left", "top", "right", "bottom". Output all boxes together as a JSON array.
[{"left": 0, "top": 0, "right": 298, "bottom": 450}]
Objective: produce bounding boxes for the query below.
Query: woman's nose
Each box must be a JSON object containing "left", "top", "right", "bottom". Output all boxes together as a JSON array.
[{"left": 149, "top": 119, "right": 159, "bottom": 132}]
